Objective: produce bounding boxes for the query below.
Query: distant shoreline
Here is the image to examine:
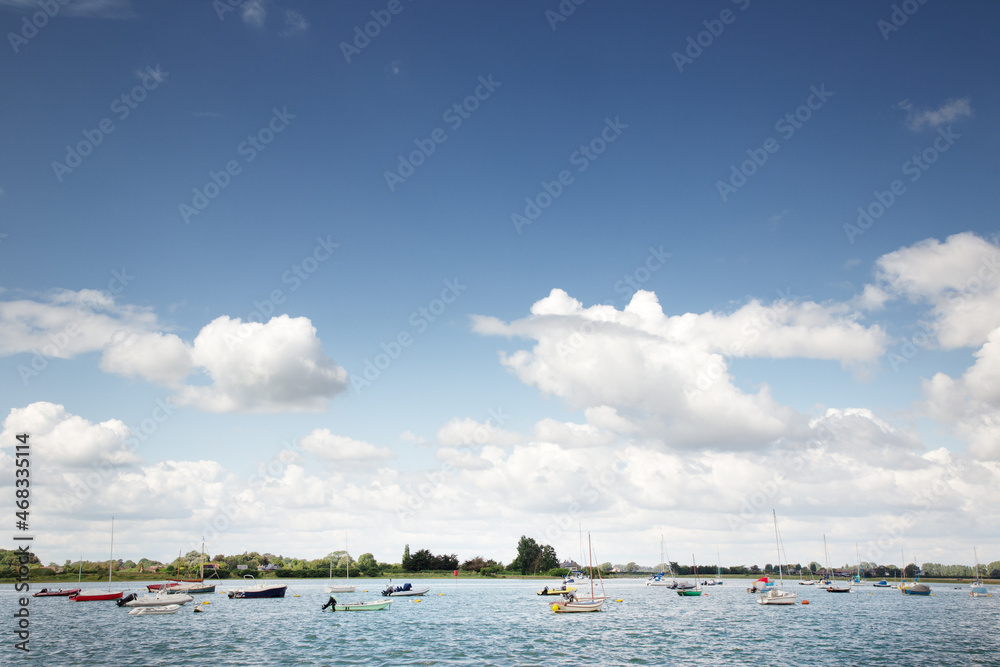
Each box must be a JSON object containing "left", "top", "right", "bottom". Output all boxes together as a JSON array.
[{"left": 4, "top": 572, "right": 997, "bottom": 586}]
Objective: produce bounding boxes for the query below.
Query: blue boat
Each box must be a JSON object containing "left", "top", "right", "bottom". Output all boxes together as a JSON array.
[{"left": 226, "top": 575, "right": 287, "bottom": 599}]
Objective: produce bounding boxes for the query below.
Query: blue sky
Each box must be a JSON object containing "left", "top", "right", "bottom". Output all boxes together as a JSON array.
[{"left": 1, "top": 0, "right": 999, "bottom": 570}]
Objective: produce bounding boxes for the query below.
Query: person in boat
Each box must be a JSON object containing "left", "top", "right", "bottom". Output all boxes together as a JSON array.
[
  {"left": 541, "top": 586, "right": 548, "bottom": 595},
  {"left": 322, "top": 596, "right": 337, "bottom": 611}
]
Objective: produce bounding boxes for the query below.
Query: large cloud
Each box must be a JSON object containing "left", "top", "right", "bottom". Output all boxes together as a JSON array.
[
  {"left": 872, "top": 232, "right": 1000, "bottom": 348},
  {"left": 300, "top": 428, "right": 394, "bottom": 463},
  {"left": 0, "top": 289, "right": 159, "bottom": 358},
  {"left": 1, "top": 401, "right": 139, "bottom": 468},
  {"left": 472, "top": 288, "right": 886, "bottom": 449},
  {"left": 107, "top": 315, "right": 349, "bottom": 413}
]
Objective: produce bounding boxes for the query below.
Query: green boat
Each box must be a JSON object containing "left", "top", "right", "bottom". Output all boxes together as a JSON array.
[{"left": 677, "top": 555, "right": 703, "bottom": 597}]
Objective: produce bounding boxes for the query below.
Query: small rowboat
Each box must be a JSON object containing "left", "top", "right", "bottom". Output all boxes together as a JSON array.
[
  {"left": 32, "top": 588, "right": 81, "bottom": 597},
  {"left": 128, "top": 604, "right": 181, "bottom": 616},
  {"left": 551, "top": 597, "right": 606, "bottom": 613}
]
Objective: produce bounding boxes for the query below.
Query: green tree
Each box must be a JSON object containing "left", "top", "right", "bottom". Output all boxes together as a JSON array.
[
  {"left": 535, "top": 545, "right": 558, "bottom": 573},
  {"left": 356, "top": 553, "right": 381, "bottom": 576},
  {"left": 402, "top": 545, "right": 412, "bottom": 570},
  {"left": 511, "top": 536, "right": 541, "bottom": 575}
]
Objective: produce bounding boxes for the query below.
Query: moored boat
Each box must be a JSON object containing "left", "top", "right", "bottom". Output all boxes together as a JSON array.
[
  {"left": 380, "top": 583, "right": 429, "bottom": 597},
  {"left": 32, "top": 588, "right": 81, "bottom": 597},
  {"left": 118, "top": 591, "right": 194, "bottom": 607},
  {"left": 902, "top": 583, "right": 931, "bottom": 596},
  {"left": 756, "top": 511, "right": 797, "bottom": 606},
  {"left": 538, "top": 585, "right": 577, "bottom": 596},
  {"left": 226, "top": 575, "right": 287, "bottom": 599},
  {"left": 323, "top": 598, "right": 392, "bottom": 611},
  {"left": 128, "top": 604, "right": 181, "bottom": 616}
]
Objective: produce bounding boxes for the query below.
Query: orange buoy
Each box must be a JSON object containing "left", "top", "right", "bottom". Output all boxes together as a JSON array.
[{"left": 802, "top": 600, "right": 810, "bottom": 604}]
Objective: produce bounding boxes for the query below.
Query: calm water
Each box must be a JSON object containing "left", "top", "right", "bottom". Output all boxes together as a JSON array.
[{"left": 4, "top": 578, "right": 998, "bottom": 665}]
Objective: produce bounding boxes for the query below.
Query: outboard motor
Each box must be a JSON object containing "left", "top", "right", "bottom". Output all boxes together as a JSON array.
[
  {"left": 321, "top": 596, "right": 336, "bottom": 611},
  {"left": 117, "top": 593, "right": 138, "bottom": 607}
]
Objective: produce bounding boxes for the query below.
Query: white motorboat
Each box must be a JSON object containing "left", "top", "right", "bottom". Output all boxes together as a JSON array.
[
  {"left": 119, "top": 591, "right": 194, "bottom": 607},
  {"left": 381, "top": 584, "right": 429, "bottom": 596},
  {"left": 128, "top": 604, "right": 181, "bottom": 616}
]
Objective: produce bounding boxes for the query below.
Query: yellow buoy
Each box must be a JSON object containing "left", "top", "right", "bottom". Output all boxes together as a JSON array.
[
  {"left": 615, "top": 599, "right": 623, "bottom": 602},
  {"left": 202, "top": 601, "right": 210, "bottom": 605},
  {"left": 438, "top": 593, "right": 444, "bottom": 596},
  {"left": 551, "top": 603, "right": 559, "bottom": 612},
  {"left": 414, "top": 599, "right": 421, "bottom": 602},
  {"left": 293, "top": 594, "right": 300, "bottom": 597}
]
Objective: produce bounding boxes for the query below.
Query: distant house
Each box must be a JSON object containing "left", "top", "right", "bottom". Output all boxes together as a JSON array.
[
  {"left": 560, "top": 560, "right": 580, "bottom": 570},
  {"left": 259, "top": 564, "right": 280, "bottom": 572}
]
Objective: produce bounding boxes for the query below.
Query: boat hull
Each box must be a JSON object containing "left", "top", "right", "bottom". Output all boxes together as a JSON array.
[
  {"left": 70, "top": 591, "right": 123, "bottom": 601},
  {"left": 551, "top": 599, "right": 605, "bottom": 613},
  {"left": 32, "top": 588, "right": 81, "bottom": 597},
  {"left": 325, "top": 585, "right": 356, "bottom": 593},
  {"left": 228, "top": 586, "right": 287, "bottom": 599},
  {"left": 128, "top": 604, "right": 181, "bottom": 616},
  {"left": 383, "top": 587, "right": 430, "bottom": 597},
  {"left": 330, "top": 600, "right": 392, "bottom": 611},
  {"left": 677, "top": 590, "right": 703, "bottom": 596}
]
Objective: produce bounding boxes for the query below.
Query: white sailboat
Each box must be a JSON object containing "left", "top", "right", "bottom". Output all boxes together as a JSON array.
[
  {"left": 646, "top": 535, "right": 673, "bottom": 586},
  {"left": 971, "top": 547, "right": 990, "bottom": 598},
  {"left": 551, "top": 532, "right": 607, "bottom": 613},
  {"left": 757, "top": 510, "right": 797, "bottom": 606},
  {"left": 325, "top": 536, "right": 356, "bottom": 594}
]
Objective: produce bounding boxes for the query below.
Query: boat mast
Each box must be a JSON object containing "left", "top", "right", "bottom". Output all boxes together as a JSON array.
[
  {"left": 108, "top": 517, "right": 115, "bottom": 591},
  {"left": 588, "top": 532, "right": 595, "bottom": 600},
  {"left": 773, "top": 511, "right": 783, "bottom": 588},
  {"left": 346, "top": 534, "right": 350, "bottom": 582}
]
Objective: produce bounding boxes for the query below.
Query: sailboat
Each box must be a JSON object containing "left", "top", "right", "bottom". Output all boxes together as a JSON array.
[
  {"left": 646, "top": 535, "right": 673, "bottom": 586},
  {"left": 823, "top": 536, "right": 851, "bottom": 593},
  {"left": 901, "top": 554, "right": 931, "bottom": 596},
  {"left": 71, "top": 519, "right": 124, "bottom": 601},
  {"left": 677, "top": 555, "right": 703, "bottom": 596},
  {"left": 970, "top": 547, "right": 990, "bottom": 598},
  {"left": 851, "top": 543, "right": 866, "bottom": 586},
  {"left": 757, "top": 510, "right": 797, "bottom": 605},
  {"left": 551, "top": 532, "right": 607, "bottom": 613},
  {"left": 325, "top": 536, "right": 356, "bottom": 594}
]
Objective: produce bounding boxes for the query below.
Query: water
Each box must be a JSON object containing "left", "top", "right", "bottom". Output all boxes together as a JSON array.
[{"left": 6, "top": 578, "right": 999, "bottom": 665}]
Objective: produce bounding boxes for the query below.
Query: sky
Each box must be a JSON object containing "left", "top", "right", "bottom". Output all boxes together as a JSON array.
[{"left": 1, "top": 0, "right": 999, "bottom": 572}]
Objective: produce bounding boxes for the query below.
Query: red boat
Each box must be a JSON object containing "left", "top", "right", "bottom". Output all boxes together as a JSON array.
[
  {"left": 69, "top": 589, "right": 124, "bottom": 601},
  {"left": 32, "top": 588, "right": 81, "bottom": 597}
]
